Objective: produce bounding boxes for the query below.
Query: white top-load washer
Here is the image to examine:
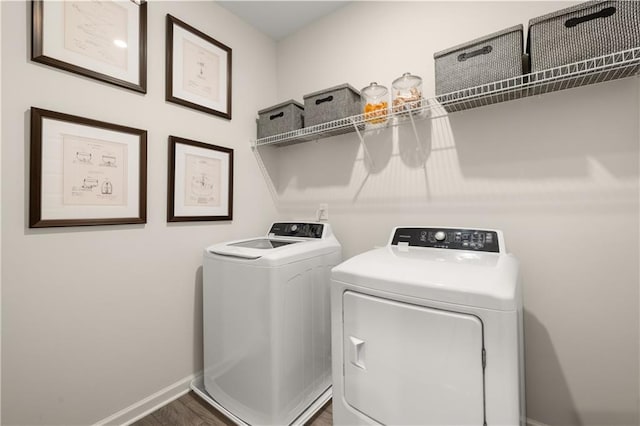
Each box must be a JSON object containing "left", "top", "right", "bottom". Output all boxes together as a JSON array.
[
  {"left": 192, "top": 222, "right": 341, "bottom": 426},
  {"left": 331, "top": 226, "right": 525, "bottom": 426}
]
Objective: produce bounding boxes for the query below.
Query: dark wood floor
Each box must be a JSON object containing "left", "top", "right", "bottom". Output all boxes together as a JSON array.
[{"left": 131, "top": 391, "right": 332, "bottom": 426}]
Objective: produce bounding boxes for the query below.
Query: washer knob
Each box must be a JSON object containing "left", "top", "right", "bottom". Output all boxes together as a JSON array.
[
  {"left": 434, "top": 231, "right": 446, "bottom": 241},
  {"left": 290, "top": 224, "right": 298, "bottom": 232}
]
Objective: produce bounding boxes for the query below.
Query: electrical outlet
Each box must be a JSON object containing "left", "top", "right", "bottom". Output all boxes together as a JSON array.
[{"left": 317, "top": 203, "right": 329, "bottom": 221}]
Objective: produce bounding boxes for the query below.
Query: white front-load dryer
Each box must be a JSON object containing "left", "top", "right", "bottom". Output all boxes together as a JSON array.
[
  {"left": 331, "top": 227, "right": 525, "bottom": 426},
  {"left": 192, "top": 222, "right": 341, "bottom": 426}
]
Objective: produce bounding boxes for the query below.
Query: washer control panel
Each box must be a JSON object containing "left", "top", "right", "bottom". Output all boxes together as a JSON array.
[
  {"left": 391, "top": 227, "right": 500, "bottom": 253},
  {"left": 269, "top": 222, "right": 324, "bottom": 238}
]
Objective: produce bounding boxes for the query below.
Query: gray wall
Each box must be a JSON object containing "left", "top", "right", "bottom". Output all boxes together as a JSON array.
[
  {"left": 266, "top": 2, "right": 640, "bottom": 425},
  {"left": 1, "top": 1, "right": 278, "bottom": 424}
]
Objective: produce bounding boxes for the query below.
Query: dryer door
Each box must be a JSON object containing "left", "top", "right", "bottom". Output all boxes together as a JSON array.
[{"left": 343, "top": 291, "right": 485, "bottom": 425}]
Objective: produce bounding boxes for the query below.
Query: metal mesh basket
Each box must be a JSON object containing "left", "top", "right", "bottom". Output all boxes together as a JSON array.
[
  {"left": 528, "top": 0, "right": 640, "bottom": 72},
  {"left": 434, "top": 25, "right": 524, "bottom": 96}
]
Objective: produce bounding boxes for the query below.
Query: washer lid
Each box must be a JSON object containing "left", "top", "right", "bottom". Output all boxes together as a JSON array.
[
  {"left": 206, "top": 236, "right": 339, "bottom": 266},
  {"left": 228, "top": 238, "right": 300, "bottom": 249},
  {"left": 332, "top": 246, "right": 519, "bottom": 311}
]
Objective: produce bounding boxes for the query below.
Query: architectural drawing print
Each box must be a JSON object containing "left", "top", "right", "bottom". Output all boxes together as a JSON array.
[
  {"left": 64, "top": 1, "right": 129, "bottom": 70},
  {"left": 63, "top": 134, "right": 127, "bottom": 206},
  {"left": 184, "top": 153, "right": 220, "bottom": 207},
  {"left": 182, "top": 38, "right": 220, "bottom": 102}
]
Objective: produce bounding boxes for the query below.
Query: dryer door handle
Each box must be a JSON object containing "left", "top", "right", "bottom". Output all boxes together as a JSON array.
[{"left": 349, "top": 336, "right": 366, "bottom": 370}]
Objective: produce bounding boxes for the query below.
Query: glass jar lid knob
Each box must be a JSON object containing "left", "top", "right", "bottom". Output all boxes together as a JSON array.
[
  {"left": 393, "top": 72, "right": 422, "bottom": 89},
  {"left": 362, "top": 82, "right": 388, "bottom": 97}
]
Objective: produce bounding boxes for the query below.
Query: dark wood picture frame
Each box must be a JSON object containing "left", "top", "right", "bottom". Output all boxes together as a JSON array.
[
  {"left": 167, "top": 136, "right": 233, "bottom": 222},
  {"left": 30, "top": 107, "right": 147, "bottom": 228},
  {"left": 166, "top": 14, "right": 232, "bottom": 119},
  {"left": 31, "top": 0, "right": 148, "bottom": 93}
]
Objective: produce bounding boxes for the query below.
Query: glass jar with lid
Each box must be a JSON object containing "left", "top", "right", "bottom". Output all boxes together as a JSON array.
[
  {"left": 391, "top": 72, "right": 423, "bottom": 114},
  {"left": 361, "top": 82, "right": 389, "bottom": 124}
]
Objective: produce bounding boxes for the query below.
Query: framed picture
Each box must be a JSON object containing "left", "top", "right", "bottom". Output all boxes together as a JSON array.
[
  {"left": 166, "top": 14, "right": 232, "bottom": 119},
  {"left": 30, "top": 107, "right": 147, "bottom": 228},
  {"left": 32, "top": 0, "right": 147, "bottom": 93},
  {"left": 167, "top": 136, "right": 233, "bottom": 222}
]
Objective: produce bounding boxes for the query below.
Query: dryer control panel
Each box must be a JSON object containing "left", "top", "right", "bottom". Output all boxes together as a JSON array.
[
  {"left": 391, "top": 227, "right": 500, "bottom": 253},
  {"left": 269, "top": 222, "right": 324, "bottom": 238}
]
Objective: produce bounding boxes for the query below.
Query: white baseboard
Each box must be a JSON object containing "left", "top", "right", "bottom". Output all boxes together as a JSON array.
[
  {"left": 527, "top": 418, "right": 550, "bottom": 426},
  {"left": 93, "top": 372, "right": 199, "bottom": 426},
  {"left": 94, "top": 375, "right": 548, "bottom": 426}
]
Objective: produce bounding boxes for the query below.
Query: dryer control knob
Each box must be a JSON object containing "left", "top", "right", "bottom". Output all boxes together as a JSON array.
[
  {"left": 290, "top": 224, "right": 298, "bottom": 232},
  {"left": 435, "top": 231, "right": 446, "bottom": 241}
]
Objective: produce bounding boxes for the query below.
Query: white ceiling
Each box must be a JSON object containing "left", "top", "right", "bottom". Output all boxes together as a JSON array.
[{"left": 217, "top": 1, "right": 350, "bottom": 40}]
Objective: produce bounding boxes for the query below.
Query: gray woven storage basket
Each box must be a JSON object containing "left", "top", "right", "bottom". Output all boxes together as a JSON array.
[
  {"left": 257, "top": 100, "right": 304, "bottom": 139},
  {"left": 303, "top": 84, "right": 360, "bottom": 127},
  {"left": 528, "top": 0, "right": 640, "bottom": 72},
  {"left": 434, "top": 25, "right": 524, "bottom": 95}
]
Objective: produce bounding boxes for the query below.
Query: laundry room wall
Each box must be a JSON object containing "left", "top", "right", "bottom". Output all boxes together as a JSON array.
[
  {"left": 1, "top": 1, "right": 278, "bottom": 425},
  {"left": 0, "top": 3, "right": 3, "bottom": 424},
  {"left": 263, "top": 2, "right": 640, "bottom": 425}
]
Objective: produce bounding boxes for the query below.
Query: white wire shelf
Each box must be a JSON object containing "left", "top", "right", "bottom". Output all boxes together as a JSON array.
[{"left": 252, "top": 47, "right": 640, "bottom": 148}]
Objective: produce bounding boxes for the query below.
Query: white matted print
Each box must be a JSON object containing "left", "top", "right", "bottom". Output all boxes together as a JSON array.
[
  {"left": 32, "top": 0, "right": 147, "bottom": 93},
  {"left": 62, "top": 134, "right": 127, "bottom": 206},
  {"left": 183, "top": 153, "right": 221, "bottom": 207},
  {"left": 166, "top": 14, "right": 232, "bottom": 119},
  {"left": 168, "top": 136, "right": 233, "bottom": 222},
  {"left": 30, "top": 107, "right": 147, "bottom": 228},
  {"left": 63, "top": 1, "right": 129, "bottom": 70},
  {"left": 181, "top": 38, "right": 221, "bottom": 104}
]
